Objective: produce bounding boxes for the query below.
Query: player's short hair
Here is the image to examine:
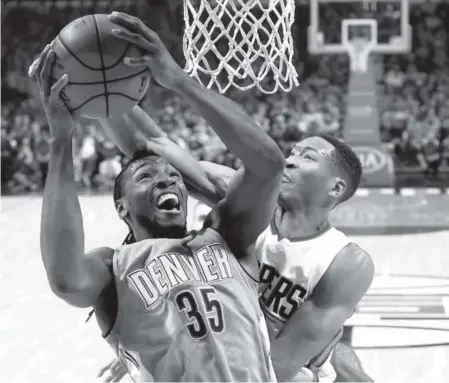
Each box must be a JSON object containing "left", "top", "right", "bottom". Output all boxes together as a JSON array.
[
  {"left": 319, "top": 134, "right": 362, "bottom": 203},
  {"left": 113, "top": 149, "right": 162, "bottom": 245}
]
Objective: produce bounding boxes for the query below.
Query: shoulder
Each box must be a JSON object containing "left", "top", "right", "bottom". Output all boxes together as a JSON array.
[
  {"left": 331, "top": 242, "right": 374, "bottom": 276},
  {"left": 87, "top": 246, "right": 115, "bottom": 257},
  {"left": 312, "top": 243, "right": 375, "bottom": 304},
  {"left": 86, "top": 246, "right": 115, "bottom": 269},
  {"left": 53, "top": 247, "right": 115, "bottom": 308}
]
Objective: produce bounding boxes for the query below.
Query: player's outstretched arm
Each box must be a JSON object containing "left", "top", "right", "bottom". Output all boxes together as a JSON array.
[
  {"left": 270, "top": 244, "right": 375, "bottom": 382},
  {"left": 110, "top": 12, "right": 285, "bottom": 252},
  {"left": 30, "top": 45, "right": 112, "bottom": 308},
  {"left": 97, "top": 105, "right": 235, "bottom": 206}
]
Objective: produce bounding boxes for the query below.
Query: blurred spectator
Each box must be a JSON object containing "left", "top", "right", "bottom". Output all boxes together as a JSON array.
[
  {"left": 442, "top": 135, "right": 449, "bottom": 168},
  {"left": 34, "top": 126, "right": 51, "bottom": 187},
  {"left": 95, "top": 155, "right": 123, "bottom": 191},
  {"left": 79, "top": 126, "right": 98, "bottom": 190},
  {"left": 380, "top": 3, "right": 449, "bottom": 180},
  {"left": 418, "top": 136, "right": 441, "bottom": 178},
  {"left": 2, "top": 2, "right": 448, "bottom": 194},
  {"left": 384, "top": 64, "right": 405, "bottom": 89}
]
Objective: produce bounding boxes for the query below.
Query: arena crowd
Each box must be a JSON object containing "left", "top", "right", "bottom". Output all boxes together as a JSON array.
[{"left": 2, "top": 1, "right": 449, "bottom": 194}]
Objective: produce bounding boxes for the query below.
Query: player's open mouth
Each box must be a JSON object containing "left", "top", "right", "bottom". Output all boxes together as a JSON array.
[{"left": 156, "top": 193, "right": 181, "bottom": 212}]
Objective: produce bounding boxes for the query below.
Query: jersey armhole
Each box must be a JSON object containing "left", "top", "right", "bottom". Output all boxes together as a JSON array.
[
  {"left": 235, "top": 256, "right": 260, "bottom": 284},
  {"left": 93, "top": 248, "right": 121, "bottom": 339},
  {"left": 237, "top": 225, "right": 272, "bottom": 284},
  {"left": 98, "top": 280, "right": 119, "bottom": 339}
]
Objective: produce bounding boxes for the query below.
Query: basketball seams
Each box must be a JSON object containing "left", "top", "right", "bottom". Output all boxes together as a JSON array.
[
  {"left": 57, "top": 35, "right": 104, "bottom": 71},
  {"left": 57, "top": 35, "right": 131, "bottom": 71},
  {"left": 68, "top": 67, "right": 149, "bottom": 85},
  {"left": 103, "top": 43, "right": 132, "bottom": 70},
  {"left": 54, "top": 14, "right": 150, "bottom": 118},
  {"left": 92, "top": 15, "right": 109, "bottom": 118},
  {"left": 101, "top": 92, "right": 141, "bottom": 102},
  {"left": 70, "top": 92, "right": 141, "bottom": 113},
  {"left": 70, "top": 93, "right": 107, "bottom": 113}
]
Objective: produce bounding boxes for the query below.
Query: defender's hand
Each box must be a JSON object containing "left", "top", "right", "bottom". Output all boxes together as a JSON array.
[
  {"left": 97, "top": 358, "right": 128, "bottom": 382},
  {"left": 109, "top": 12, "right": 185, "bottom": 90},
  {"left": 29, "top": 43, "right": 73, "bottom": 140}
]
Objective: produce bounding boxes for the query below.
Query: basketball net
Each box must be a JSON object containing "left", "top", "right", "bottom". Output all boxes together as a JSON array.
[
  {"left": 348, "top": 38, "right": 371, "bottom": 73},
  {"left": 183, "top": 0, "right": 299, "bottom": 94}
]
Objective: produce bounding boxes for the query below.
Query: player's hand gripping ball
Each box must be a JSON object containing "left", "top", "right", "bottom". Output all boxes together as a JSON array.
[
  {"left": 46, "top": 14, "right": 151, "bottom": 119},
  {"left": 109, "top": 12, "right": 185, "bottom": 91},
  {"left": 29, "top": 44, "right": 74, "bottom": 141}
]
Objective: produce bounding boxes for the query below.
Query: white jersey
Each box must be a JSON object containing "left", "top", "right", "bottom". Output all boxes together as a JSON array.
[{"left": 252, "top": 222, "right": 351, "bottom": 382}]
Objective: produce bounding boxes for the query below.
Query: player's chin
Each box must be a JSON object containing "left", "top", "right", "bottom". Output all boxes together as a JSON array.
[
  {"left": 279, "top": 183, "right": 295, "bottom": 198},
  {"left": 155, "top": 207, "right": 186, "bottom": 225},
  {"left": 278, "top": 188, "right": 300, "bottom": 206},
  {"left": 154, "top": 216, "right": 187, "bottom": 239}
]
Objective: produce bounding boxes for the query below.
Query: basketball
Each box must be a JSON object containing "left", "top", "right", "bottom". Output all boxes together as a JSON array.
[{"left": 52, "top": 14, "right": 151, "bottom": 119}]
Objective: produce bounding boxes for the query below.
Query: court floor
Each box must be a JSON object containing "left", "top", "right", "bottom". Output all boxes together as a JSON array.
[{"left": 1, "top": 196, "right": 448, "bottom": 382}]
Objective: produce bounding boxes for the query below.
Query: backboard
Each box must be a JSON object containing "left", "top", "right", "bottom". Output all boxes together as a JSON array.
[{"left": 308, "top": 0, "right": 411, "bottom": 70}]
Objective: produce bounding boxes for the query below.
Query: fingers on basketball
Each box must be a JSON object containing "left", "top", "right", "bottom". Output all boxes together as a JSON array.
[
  {"left": 40, "top": 49, "right": 56, "bottom": 97},
  {"left": 123, "top": 55, "right": 151, "bottom": 67},
  {"left": 112, "top": 29, "right": 156, "bottom": 56},
  {"left": 50, "top": 74, "right": 68, "bottom": 101},
  {"left": 29, "top": 45, "right": 47, "bottom": 77},
  {"left": 110, "top": 12, "right": 141, "bottom": 32},
  {"left": 110, "top": 12, "right": 158, "bottom": 52},
  {"left": 28, "top": 59, "right": 39, "bottom": 78},
  {"left": 31, "top": 44, "right": 50, "bottom": 83}
]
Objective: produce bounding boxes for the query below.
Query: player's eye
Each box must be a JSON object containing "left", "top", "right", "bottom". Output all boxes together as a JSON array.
[
  {"left": 303, "top": 154, "right": 314, "bottom": 160},
  {"left": 170, "top": 173, "right": 180, "bottom": 179},
  {"left": 138, "top": 174, "right": 150, "bottom": 181}
]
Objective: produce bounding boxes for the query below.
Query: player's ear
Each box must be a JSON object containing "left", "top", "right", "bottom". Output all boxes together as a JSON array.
[
  {"left": 115, "top": 198, "right": 129, "bottom": 220},
  {"left": 329, "top": 177, "right": 346, "bottom": 199}
]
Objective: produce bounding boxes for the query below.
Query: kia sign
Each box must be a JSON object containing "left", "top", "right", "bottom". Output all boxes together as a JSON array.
[
  {"left": 354, "top": 146, "right": 387, "bottom": 174},
  {"left": 352, "top": 145, "right": 395, "bottom": 187}
]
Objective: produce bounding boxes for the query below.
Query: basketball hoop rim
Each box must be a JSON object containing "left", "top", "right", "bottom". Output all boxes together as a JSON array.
[{"left": 347, "top": 39, "right": 374, "bottom": 56}]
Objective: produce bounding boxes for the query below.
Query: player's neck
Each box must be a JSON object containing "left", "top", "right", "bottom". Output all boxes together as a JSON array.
[
  {"left": 132, "top": 224, "right": 187, "bottom": 241},
  {"left": 132, "top": 225, "right": 156, "bottom": 241},
  {"left": 273, "top": 205, "right": 331, "bottom": 241}
]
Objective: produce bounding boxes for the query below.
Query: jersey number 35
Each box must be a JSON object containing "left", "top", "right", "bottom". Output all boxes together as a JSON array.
[{"left": 175, "top": 286, "right": 225, "bottom": 339}]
